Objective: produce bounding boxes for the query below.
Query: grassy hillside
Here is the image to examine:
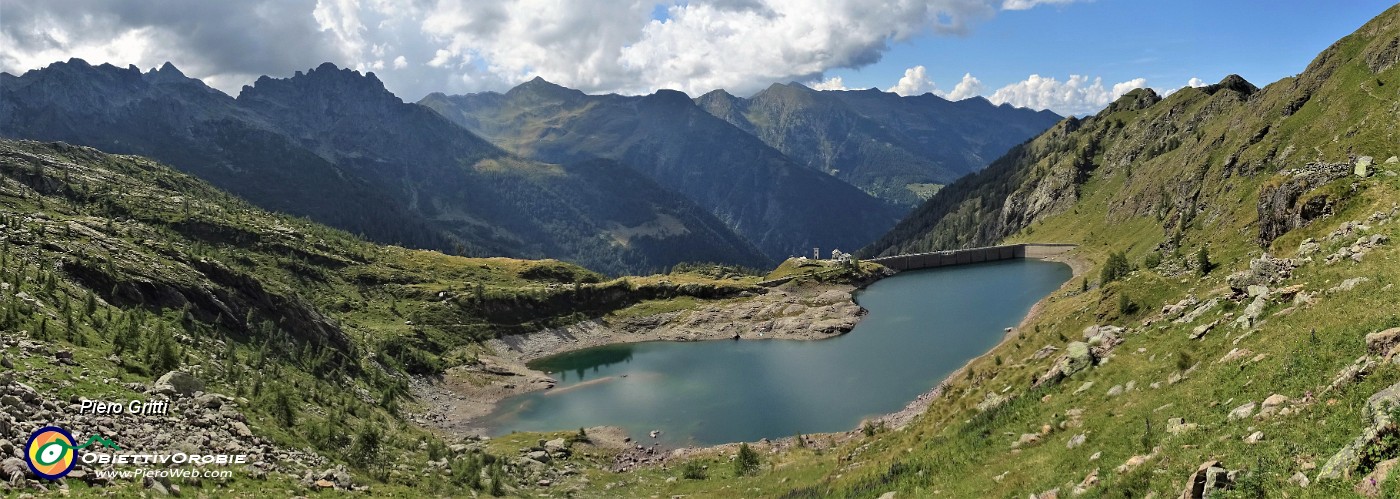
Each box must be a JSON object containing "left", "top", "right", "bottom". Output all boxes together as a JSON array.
[
  {"left": 587, "top": 5, "right": 1400, "bottom": 498},
  {"left": 0, "top": 139, "right": 764, "bottom": 496}
]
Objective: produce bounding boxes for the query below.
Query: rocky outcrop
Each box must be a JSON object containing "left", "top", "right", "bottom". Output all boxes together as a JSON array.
[
  {"left": 1226, "top": 254, "right": 1297, "bottom": 293},
  {"left": 1035, "top": 341, "right": 1095, "bottom": 387},
  {"left": 1318, "top": 380, "right": 1400, "bottom": 481},
  {"left": 489, "top": 285, "right": 868, "bottom": 362},
  {"left": 1256, "top": 162, "right": 1351, "bottom": 247},
  {"left": 1180, "top": 460, "right": 1237, "bottom": 498}
]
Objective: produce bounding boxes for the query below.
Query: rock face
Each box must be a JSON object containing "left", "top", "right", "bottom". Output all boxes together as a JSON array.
[
  {"left": 1356, "top": 156, "right": 1374, "bottom": 177},
  {"left": 1256, "top": 162, "right": 1351, "bottom": 246},
  {"left": 1366, "top": 328, "right": 1400, "bottom": 357},
  {"left": 1228, "top": 402, "right": 1257, "bottom": 421},
  {"left": 1357, "top": 458, "right": 1400, "bottom": 497}
]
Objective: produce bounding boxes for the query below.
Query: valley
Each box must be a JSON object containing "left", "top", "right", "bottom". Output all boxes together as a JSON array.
[{"left": 0, "top": 3, "right": 1398, "bottom": 498}]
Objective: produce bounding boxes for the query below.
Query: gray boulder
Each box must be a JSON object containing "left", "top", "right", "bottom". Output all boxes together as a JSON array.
[
  {"left": 1035, "top": 341, "right": 1095, "bottom": 387},
  {"left": 1320, "top": 380, "right": 1400, "bottom": 480},
  {"left": 153, "top": 371, "right": 204, "bottom": 397}
]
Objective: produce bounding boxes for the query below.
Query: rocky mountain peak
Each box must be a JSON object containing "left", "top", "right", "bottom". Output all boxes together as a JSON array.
[
  {"left": 503, "top": 75, "right": 585, "bottom": 104},
  {"left": 143, "top": 61, "right": 194, "bottom": 85},
  {"left": 644, "top": 88, "right": 695, "bottom": 107},
  {"left": 236, "top": 62, "right": 401, "bottom": 116},
  {"left": 1204, "top": 74, "right": 1258, "bottom": 97}
]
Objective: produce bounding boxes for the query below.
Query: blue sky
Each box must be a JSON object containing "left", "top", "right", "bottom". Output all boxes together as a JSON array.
[
  {"left": 828, "top": 0, "right": 1397, "bottom": 99},
  {"left": 1, "top": 1, "right": 1395, "bottom": 116}
]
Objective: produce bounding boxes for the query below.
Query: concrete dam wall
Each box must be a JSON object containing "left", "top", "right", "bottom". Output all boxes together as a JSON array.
[{"left": 869, "top": 243, "right": 1075, "bottom": 272}]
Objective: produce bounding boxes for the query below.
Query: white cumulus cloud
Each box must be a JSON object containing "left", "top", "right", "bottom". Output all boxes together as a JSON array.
[
  {"left": 944, "top": 72, "right": 984, "bottom": 100},
  {"left": 987, "top": 74, "right": 1147, "bottom": 116},
  {"left": 1162, "top": 76, "right": 1207, "bottom": 96},
  {"left": 887, "top": 65, "right": 938, "bottom": 96},
  {"left": 0, "top": 0, "right": 1017, "bottom": 99},
  {"left": 809, "top": 75, "right": 849, "bottom": 91}
]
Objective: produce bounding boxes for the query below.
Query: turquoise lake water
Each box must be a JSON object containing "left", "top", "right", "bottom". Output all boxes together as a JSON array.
[{"left": 482, "top": 258, "right": 1072, "bottom": 446}]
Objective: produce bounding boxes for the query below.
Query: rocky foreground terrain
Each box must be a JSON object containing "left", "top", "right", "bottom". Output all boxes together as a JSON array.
[{"left": 0, "top": 333, "right": 333, "bottom": 494}]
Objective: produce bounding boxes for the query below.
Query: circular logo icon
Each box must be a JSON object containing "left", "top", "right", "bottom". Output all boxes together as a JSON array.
[{"left": 25, "top": 426, "right": 77, "bottom": 480}]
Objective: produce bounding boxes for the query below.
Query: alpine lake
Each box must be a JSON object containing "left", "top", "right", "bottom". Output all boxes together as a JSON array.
[{"left": 482, "top": 258, "right": 1073, "bottom": 446}]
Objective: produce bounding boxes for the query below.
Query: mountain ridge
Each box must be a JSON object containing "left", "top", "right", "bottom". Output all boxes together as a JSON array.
[
  {"left": 0, "top": 59, "right": 771, "bottom": 275},
  {"left": 420, "top": 81, "right": 904, "bottom": 261},
  {"left": 694, "top": 80, "right": 1062, "bottom": 206}
]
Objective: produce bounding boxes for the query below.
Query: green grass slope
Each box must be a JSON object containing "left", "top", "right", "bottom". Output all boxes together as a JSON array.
[
  {"left": 594, "top": 5, "right": 1400, "bottom": 498},
  {"left": 0, "top": 139, "right": 765, "bottom": 496}
]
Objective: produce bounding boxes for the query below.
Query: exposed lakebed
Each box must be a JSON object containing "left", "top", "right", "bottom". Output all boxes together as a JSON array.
[{"left": 480, "top": 259, "right": 1072, "bottom": 446}]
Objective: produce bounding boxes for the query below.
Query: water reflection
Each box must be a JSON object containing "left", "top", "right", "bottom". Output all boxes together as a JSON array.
[{"left": 532, "top": 346, "right": 636, "bottom": 382}]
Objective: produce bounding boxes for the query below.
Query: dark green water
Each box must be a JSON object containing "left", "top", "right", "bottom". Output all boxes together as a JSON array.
[{"left": 481, "top": 259, "right": 1071, "bottom": 446}]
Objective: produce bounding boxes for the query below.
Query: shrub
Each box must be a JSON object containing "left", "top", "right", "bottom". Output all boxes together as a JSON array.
[
  {"left": 1144, "top": 251, "right": 1162, "bottom": 269},
  {"left": 451, "top": 455, "right": 483, "bottom": 489},
  {"left": 734, "top": 443, "right": 760, "bottom": 476},
  {"left": 566, "top": 427, "right": 591, "bottom": 445},
  {"left": 1176, "top": 351, "right": 1194, "bottom": 371},
  {"left": 682, "top": 461, "right": 708, "bottom": 480}
]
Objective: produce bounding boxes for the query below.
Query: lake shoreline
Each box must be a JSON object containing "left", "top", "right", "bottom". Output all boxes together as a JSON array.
[
  {"left": 854, "top": 251, "right": 1086, "bottom": 432},
  {"left": 411, "top": 254, "right": 1083, "bottom": 453},
  {"left": 410, "top": 280, "right": 877, "bottom": 437}
]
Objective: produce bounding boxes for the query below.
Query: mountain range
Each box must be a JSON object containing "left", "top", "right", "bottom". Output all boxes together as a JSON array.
[
  {"left": 422, "top": 79, "right": 897, "bottom": 262},
  {"left": 0, "top": 61, "right": 767, "bottom": 275},
  {"left": 696, "top": 83, "right": 1061, "bottom": 206},
  {"left": 2, "top": 59, "right": 1056, "bottom": 274}
]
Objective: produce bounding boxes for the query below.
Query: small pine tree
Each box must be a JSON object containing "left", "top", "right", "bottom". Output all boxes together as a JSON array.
[
  {"left": 1140, "top": 417, "right": 1154, "bottom": 454},
  {"left": 1118, "top": 292, "right": 1137, "bottom": 315},
  {"left": 84, "top": 290, "right": 97, "bottom": 317},
  {"left": 488, "top": 461, "right": 506, "bottom": 496},
  {"left": 350, "top": 421, "right": 383, "bottom": 465},
  {"left": 734, "top": 443, "right": 760, "bottom": 476},
  {"left": 1196, "top": 246, "right": 1213, "bottom": 276},
  {"left": 1100, "top": 251, "right": 1132, "bottom": 284}
]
